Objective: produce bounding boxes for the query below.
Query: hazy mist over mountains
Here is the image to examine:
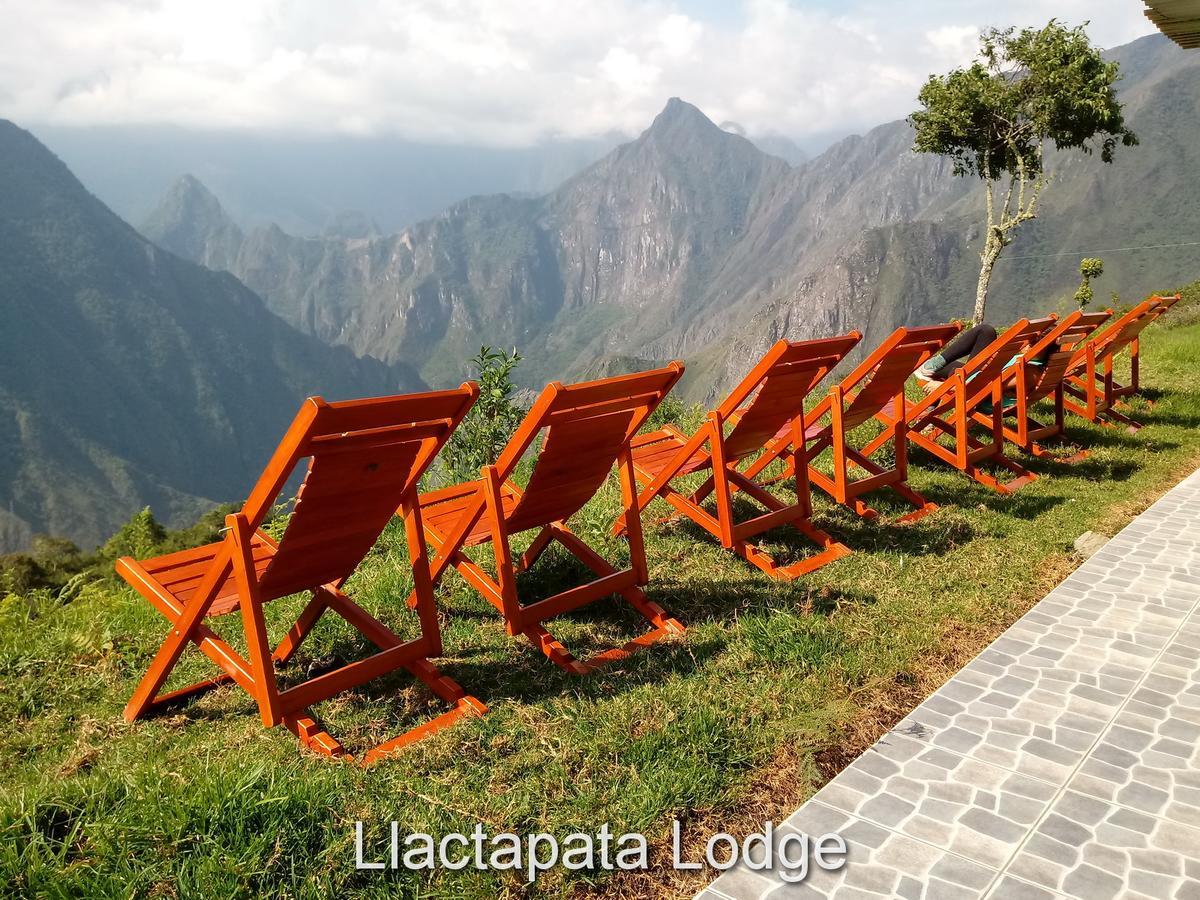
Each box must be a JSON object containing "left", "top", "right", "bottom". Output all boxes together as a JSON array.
[
  {"left": 33, "top": 125, "right": 822, "bottom": 237},
  {"left": 31, "top": 126, "right": 626, "bottom": 236}
]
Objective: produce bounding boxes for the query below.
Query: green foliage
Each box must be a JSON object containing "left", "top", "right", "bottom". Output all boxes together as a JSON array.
[
  {"left": 642, "top": 393, "right": 687, "bottom": 432},
  {"left": 910, "top": 21, "right": 1137, "bottom": 181},
  {"left": 1074, "top": 256, "right": 1105, "bottom": 307},
  {"left": 1161, "top": 278, "right": 1200, "bottom": 329},
  {"left": 152, "top": 504, "right": 235, "bottom": 555},
  {"left": 94, "top": 504, "right": 236, "bottom": 567},
  {"left": 1, "top": 536, "right": 85, "bottom": 595},
  {"left": 99, "top": 508, "right": 167, "bottom": 561},
  {"left": 29, "top": 535, "right": 82, "bottom": 573},
  {"left": 3, "top": 504, "right": 236, "bottom": 605},
  {"left": 909, "top": 20, "right": 1138, "bottom": 321},
  {"left": 0, "top": 554, "right": 44, "bottom": 596},
  {"left": 440, "top": 346, "right": 524, "bottom": 483}
]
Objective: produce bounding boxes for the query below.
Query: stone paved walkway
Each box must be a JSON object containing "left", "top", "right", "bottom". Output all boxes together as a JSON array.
[{"left": 700, "top": 468, "right": 1200, "bottom": 900}]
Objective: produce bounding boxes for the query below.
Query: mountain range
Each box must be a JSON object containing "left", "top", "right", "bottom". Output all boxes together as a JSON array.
[
  {"left": 141, "top": 34, "right": 1200, "bottom": 402},
  {"left": 0, "top": 121, "right": 420, "bottom": 553},
  {"left": 3, "top": 33, "right": 1196, "bottom": 553},
  {"left": 34, "top": 124, "right": 811, "bottom": 237}
]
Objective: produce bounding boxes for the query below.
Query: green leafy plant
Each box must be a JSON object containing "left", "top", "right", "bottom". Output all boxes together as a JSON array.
[
  {"left": 1074, "top": 257, "right": 1105, "bottom": 307},
  {"left": 441, "top": 346, "right": 524, "bottom": 483},
  {"left": 99, "top": 507, "right": 167, "bottom": 561},
  {"left": 910, "top": 20, "right": 1137, "bottom": 321}
]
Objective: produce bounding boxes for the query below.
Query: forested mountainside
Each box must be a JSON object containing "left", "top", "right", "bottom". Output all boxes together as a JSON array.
[
  {"left": 144, "top": 34, "right": 1199, "bottom": 401},
  {"left": 0, "top": 122, "right": 421, "bottom": 553}
]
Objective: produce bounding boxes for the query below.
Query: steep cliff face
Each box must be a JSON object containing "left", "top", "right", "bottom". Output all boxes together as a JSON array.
[
  {"left": 720, "top": 221, "right": 976, "bottom": 402},
  {"left": 143, "top": 34, "right": 1200, "bottom": 399}
]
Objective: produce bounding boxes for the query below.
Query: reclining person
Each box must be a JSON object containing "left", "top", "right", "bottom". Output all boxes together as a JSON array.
[
  {"left": 914, "top": 323, "right": 998, "bottom": 383},
  {"left": 914, "top": 321, "right": 1053, "bottom": 413}
]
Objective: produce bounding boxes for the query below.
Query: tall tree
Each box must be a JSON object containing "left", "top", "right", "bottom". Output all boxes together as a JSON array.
[{"left": 910, "top": 21, "right": 1137, "bottom": 322}]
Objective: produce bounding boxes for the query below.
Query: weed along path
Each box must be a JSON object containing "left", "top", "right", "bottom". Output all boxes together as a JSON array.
[{"left": 700, "top": 467, "right": 1200, "bottom": 900}]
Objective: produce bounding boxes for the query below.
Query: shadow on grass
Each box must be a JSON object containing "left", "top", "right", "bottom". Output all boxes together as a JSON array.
[
  {"left": 1050, "top": 423, "right": 1164, "bottom": 453},
  {"left": 1132, "top": 406, "right": 1200, "bottom": 430},
  {"left": 1019, "top": 453, "right": 1139, "bottom": 484},
  {"left": 822, "top": 511, "right": 975, "bottom": 557}
]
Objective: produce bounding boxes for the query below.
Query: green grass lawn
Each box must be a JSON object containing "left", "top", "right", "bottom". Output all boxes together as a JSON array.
[{"left": 3, "top": 299, "right": 1200, "bottom": 899}]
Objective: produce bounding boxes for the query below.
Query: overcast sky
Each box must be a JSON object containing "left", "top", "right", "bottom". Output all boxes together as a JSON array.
[{"left": 0, "top": 0, "right": 1158, "bottom": 145}]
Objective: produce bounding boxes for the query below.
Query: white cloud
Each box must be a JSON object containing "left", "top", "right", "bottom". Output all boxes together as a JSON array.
[
  {"left": 0, "top": 0, "right": 1158, "bottom": 144},
  {"left": 925, "top": 25, "right": 980, "bottom": 61}
]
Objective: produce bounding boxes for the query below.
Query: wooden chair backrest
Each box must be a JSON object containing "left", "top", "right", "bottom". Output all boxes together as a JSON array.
[
  {"left": 718, "top": 334, "right": 861, "bottom": 462},
  {"left": 242, "top": 386, "right": 478, "bottom": 601},
  {"left": 1017, "top": 309, "right": 1112, "bottom": 403},
  {"left": 1073, "top": 298, "right": 1160, "bottom": 368},
  {"left": 500, "top": 364, "right": 685, "bottom": 534},
  {"left": 1151, "top": 293, "right": 1183, "bottom": 320},
  {"left": 840, "top": 324, "right": 961, "bottom": 429}
]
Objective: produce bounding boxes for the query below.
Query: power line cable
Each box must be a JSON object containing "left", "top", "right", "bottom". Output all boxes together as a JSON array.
[{"left": 996, "top": 240, "right": 1200, "bottom": 261}]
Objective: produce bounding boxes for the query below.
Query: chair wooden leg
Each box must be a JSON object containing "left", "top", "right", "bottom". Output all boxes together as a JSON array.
[
  {"left": 890, "top": 485, "right": 940, "bottom": 524},
  {"left": 1029, "top": 436, "right": 1090, "bottom": 465},
  {"left": 281, "top": 694, "right": 487, "bottom": 767},
  {"left": 275, "top": 597, "right": 485, "bottom": 765},
  {"left": 518, "top": 524, "right": 685, "bottom": 675},
  {"left": 724, "top": 472, "right": 850, "bottom": 580},
  {"left": 123, "top": 550, "right": 233, "bottom": 722}
]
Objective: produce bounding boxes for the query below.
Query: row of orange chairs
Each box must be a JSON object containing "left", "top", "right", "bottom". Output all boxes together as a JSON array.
[{"left": 117, "top": 294, "right": 1180, "bottom": 763}]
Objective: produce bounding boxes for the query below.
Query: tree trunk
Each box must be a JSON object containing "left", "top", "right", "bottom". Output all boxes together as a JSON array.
[{"left": 974, "top": 239, "right": 1001, "bottom": 323}]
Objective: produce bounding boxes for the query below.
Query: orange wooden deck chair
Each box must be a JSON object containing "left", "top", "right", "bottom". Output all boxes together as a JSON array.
[
  {"left": 982, "top": 308, "right": 1113, "bottom": 462},
  {"left": 1061, "top": 297, "right": 1166, "bottom": 433},
  {"left": 741, "top": 324, "right": 962, "bottom": 523},
  {"left": 117, "top": 386, "right": 485, "bottom": 765},
  {"left": 1112, "top": 293, "right": 1183, "bottom": 402},
  {"left": 414, "top": 364, "right": 685, "bottom": 675},
  {"left": 617, "top": 334, "right": 861, "bottom": 580},
  {"left": 865, "top": 318, "right": 1057, "bottom": 494}
]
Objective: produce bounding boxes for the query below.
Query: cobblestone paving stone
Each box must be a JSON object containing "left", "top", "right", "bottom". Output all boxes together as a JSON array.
[{"left": 701, "top": 469, "right": 1200, "bottom": 899}]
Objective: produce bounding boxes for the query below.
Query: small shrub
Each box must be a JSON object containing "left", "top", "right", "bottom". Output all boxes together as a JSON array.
[
  {"left": 642, "top": 394, "right": 687, "bottom": 432},
  {"left": 440, "top": 346, "right": 524, "bottom": 483},
  {"left": 99, "top": 507, "right": 167, "bottom": 560},
  {"left": 0, "top": 554, "right": 45, "bottom": 596},
  {"left": 154, "top": 504, "right": 235, "bottom": 554},
  {"left": 1074, "top": 257, "right": 1104, "bottom": 308},
  {"left": 28, "top": 536, "right": 83, "bottom": 584}
]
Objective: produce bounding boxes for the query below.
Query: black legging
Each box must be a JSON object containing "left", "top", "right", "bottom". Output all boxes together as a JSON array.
[{"left": 932, "top": 323, "right": 997, "bottom": 379}]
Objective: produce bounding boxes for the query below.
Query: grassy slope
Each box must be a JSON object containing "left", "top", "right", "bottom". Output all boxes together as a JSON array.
[{"left": 2, "top": 299, "right": 1199, "bottom": 899}]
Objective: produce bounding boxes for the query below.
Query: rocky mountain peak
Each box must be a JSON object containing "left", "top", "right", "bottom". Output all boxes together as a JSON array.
[
  {"left": 141, "top": 174, "right": 243, "bottom": 268},
  {"left": 648, "top": 97, "right": 719, "bottom": 132},
  {"left": 150, "top": 174, "right": 236, "bottom": 232}
]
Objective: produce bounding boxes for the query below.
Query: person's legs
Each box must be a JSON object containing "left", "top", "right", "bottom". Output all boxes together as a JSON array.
[
  {"left": 918, "top": 324, "right": 998, "bottom": 381},
  {"left": 939, "top": 323, "right": 998, "bottom": 365}
]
